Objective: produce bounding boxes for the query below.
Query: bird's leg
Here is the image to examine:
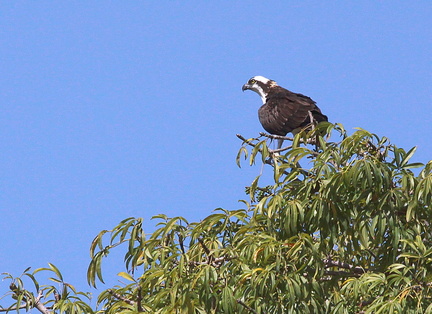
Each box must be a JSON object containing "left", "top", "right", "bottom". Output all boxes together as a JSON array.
[
  {"left": 306, "top": 110, "right": 318, "bottom": 149},
  {"left": 307, "top": 110, "right": 322, "bottom": 151},
  {"left": 308, "top": 110, "right": 316, "bottom": 131},
  {"left": 277, "top": 138, "right": 284, "bottom": 149}
]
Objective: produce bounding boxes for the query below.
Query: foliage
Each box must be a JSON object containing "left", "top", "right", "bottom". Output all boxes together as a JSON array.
[
  {"left": 1, "top": 123, "right": 432, "bottom": 313},
  {"left": 1, "top": 264, "right": 92, "bottom": 313}
]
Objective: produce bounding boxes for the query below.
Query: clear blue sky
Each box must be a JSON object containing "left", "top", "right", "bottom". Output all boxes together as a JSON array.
[{"left": 1, "top": 2, "right": 431, "bottom": 300}]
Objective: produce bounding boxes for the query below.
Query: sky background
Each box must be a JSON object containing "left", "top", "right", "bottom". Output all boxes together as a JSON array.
[{"left": 1, "top": 1, "right": 431, "bottom": 306}]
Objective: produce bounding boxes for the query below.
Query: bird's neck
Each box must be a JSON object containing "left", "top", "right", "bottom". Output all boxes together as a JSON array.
[
  {"left": 259, "top": 94, "right": 267, "bottom": 104},
  {"left": 252, "top": 86, "right": 268, "bottom": 104}
]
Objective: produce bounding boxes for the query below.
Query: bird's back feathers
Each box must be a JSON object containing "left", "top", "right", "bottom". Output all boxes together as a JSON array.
[{"left": 258, "top": 86, "right": 327, "bottom": 136}]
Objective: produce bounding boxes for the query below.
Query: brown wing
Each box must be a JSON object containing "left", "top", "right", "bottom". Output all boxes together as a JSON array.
[{"left": 258, "top": 87, "right": 327, "bottom": 136}]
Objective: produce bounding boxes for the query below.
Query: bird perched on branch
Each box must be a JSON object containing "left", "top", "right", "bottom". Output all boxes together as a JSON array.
[{"left": 242, "top": 76, "right": 328, "bottom": 148}]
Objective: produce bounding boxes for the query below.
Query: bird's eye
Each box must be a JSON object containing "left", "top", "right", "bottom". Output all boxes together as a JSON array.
[{"left": 249, "top": 79, "right": 256, "bottom": 84}]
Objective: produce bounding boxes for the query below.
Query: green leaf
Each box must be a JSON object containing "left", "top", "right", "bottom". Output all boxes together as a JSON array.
[
  {"left": 402, "top": 162, "right": 424, "bottom": 169},
  {"left": 117, "top": 272, "right": 135, "bottom": 282},
  {"left": 400, "top": 146, "right": 417, "bottom": 167},
  {"left": 249, "top": 175, "right": 260, "bottom": 201},
  {"left": 48, "top": 263, "right": 63, "bottom": 281},
  {"left": 236, "top": 146, "right": 248, "bottom": 168}
]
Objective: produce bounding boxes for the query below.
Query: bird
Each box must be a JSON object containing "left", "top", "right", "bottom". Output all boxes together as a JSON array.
[{"left": 242, "top": 76, "right": 328, "bottom": 148}]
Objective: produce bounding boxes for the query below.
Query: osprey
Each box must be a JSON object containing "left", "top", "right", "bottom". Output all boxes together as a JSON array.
[{"left": 242, "top": 76, "right": 328, "bottom": 148}]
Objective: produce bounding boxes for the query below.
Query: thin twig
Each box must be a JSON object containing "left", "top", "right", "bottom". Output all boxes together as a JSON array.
[
  {"left": 236, "top": 299, "right": 257, "bottom": 314},
  {"left": 238, "top": 133, "right": 293, "bottom": 153},
  {"left": 270, "top": 145, "right": 293, "bottom": 154},
  {"left": 236, "top": 134, "right": 256, "bottom": 147},
  {"left": 0, "top": 304, "right": 30, "bottom": 312},
  {"left": 198, "top": 238, "right": 211, "bottom": 255},
  {"left": 259, "top": 132, "right": 294, "bottom": 142},
  {"left": 258, "top": 132, "right": 318, "bottom": 154}
]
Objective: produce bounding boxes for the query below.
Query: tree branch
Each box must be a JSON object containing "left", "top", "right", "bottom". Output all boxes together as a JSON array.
[
  {"left": 178, "top": 234, "right": 185, "bottom": 254},
  {"left": 0, "top": 290, "right": 52, "bottom": 314},
  {"left": 136, "top": 286, "right": 144, "bottom": 312},
  {"left": 107, "top": 289, "right": 136, "bottom": 306},
  {"left": 237, "top": 133, "right": 310, "bottom": 179},
  {"left": 189, "top": 255, "right": 236, "bottom": 268},
  {"left": 34, "top": 291, "right": 51, "bottom": 314},
  {"left": 323, "top": 270, "right": 362, "bottom": 277},
  {"left": 323, "top": 258, "right": 366, "bottom": 274},
  {"left": 237, "top": 133, "right": 293, "bottom": 154},
  {"left": 191, "top": 237, "right": 237, "bottom": 268}
]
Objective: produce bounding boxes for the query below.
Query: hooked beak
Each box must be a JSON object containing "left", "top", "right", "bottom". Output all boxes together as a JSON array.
[{"left": 242, "top": 84, "right": 249, "bottom": 92}]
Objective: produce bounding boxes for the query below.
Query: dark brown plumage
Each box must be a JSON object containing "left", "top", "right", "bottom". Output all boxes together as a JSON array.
[
  {"left": 258, "top": 87, "right": 327, "bottom": 136},
  {"left": 242, "top": 76, "right": 327, "bottom": 147}
]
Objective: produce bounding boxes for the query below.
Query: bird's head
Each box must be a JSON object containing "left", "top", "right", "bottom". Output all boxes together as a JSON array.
[{"left": 242, "top": 76, "right": 278, "bottom": 104}]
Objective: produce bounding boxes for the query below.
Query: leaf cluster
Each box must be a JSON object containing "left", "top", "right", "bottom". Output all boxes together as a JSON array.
[{"left": 1, "top": 264, "right": 92, "bottom": 313}]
